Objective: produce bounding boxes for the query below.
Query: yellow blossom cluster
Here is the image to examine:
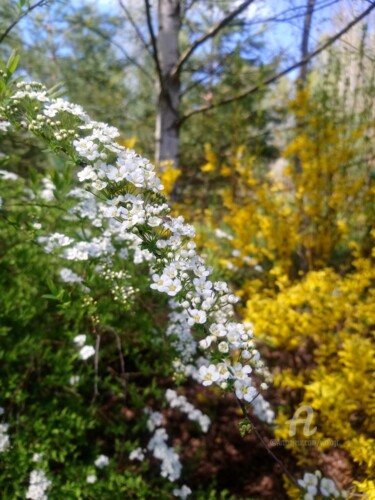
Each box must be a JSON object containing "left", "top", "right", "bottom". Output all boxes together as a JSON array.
[
  {"left": 192, "top": 86, "right": 375, "bottom": 497},
  {"left": 246, "top": 259, "right": 375, "bottom": 496}
]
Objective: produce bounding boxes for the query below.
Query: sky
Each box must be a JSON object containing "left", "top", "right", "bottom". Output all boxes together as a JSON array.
[
  {"left": 12, "top": 0, "right": 375, "bottom": 84},
  {"left": 77, "top": 0, "right": 348, "bottom": 66}
]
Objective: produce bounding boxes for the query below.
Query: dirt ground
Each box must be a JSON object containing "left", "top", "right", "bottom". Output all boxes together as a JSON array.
[{"left": 164, "top": 381, "right": 354, "bottom": 499}]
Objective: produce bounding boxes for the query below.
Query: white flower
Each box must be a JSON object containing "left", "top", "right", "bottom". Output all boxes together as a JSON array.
[
  {"left": 209, "top": 323, "right": 226, "bottom": 338},
  {"left": 146, "top": 410, "right": 163, "bottom": 432},
  {"left": 0, "top": 424, "right": 10, "bottom": 453},
  {"left": 320, "top": 477, "right": 340, "bottom": 498},
  {"left": 218, "top": 341, "right": 229, "bottom": 353},
  {"left": 216, "top": 362, "right": 230, "bottom": 380},
  {"left": 77, "top": 165, "right": 97, "bottom": 182},
  {"left": 214, "top": 228, "right": 233, "bottom": 240},
  {"left": 187, "top": 309, "right": 207, "bottom": 326},
  {"left": 234, "top": 380, "right": 257, "bottom": 402},
  {"left": 129, "top": 447, "right": 145, "bottom": 461},
  {"left": 26, "top": 470, "right": 51, "bottom": 500},
  {"left": 198, "top": 365, "right": 219, "bottom": 386},
  {"left": 241, "top": 350, "right": 251, "bottom": 360},
  {"left": 173, "top": 484, "right": 192, "bottom": 499},
  {"left": 0, "top": 169, "right": 19, "bottom": 180},
  {"left": 92, "top": 179, "right": 107, "bottom": 190},
  {"left": 60, "top": 268, "right": 83, "bottom": 284},
  {"left": 73, "top": 138, "right": 100, "bottom": 161},
  {"left": 86, "top": 474, "right": 97, "bottom": 484},
  {"left": 94, "top": 454, "right": 109, "bottom": 468},
  {"left": 0, "top": 121, "right": 11, "bottom": 132},
  {"left": 69, "top": 375, "right": 80, "bottom": 386},
  {"left": 73, "top": 334, "right": 86, "bottom": 347},
  {"left": 79, "top": 345, "right": 95, "bottom": 360},
  {"left": 298, "top": 473, "right": 318, "bottom": 496},
  {"left": 199, "top": 335, "right": 215, "bottom": 350},
  {"left": 32, "top": 453, "right": 43, "bottom": 462},
  {"left": 164, "top": 278, "right": 182, "bottom": 297},
  {"left": 303, "top": 494, "right": 315, "bottom": 500},
  {"left": 233, "top": 362, "right": 252, "bottom": 379}
]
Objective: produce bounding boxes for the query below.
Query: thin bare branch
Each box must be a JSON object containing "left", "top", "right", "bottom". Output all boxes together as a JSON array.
[
  {"left": 73, "top": 19, "right": 153, "bottom": 82},
  {"left": 172, "top": 0, "right": 255, "bottom": 78},
  {"left": 118, "top": 0, "right": 153, "bottom": 58},
  {"left": 0, "top": 0, "right": 49, "bottom": 44},
  {"left": 93, "top": 332, "right": 101, "bottom": 401},
  {"left": 180, "top": 1, "right": 375, "bottom": 123},
  {"left": 180, "top": 53, "right": 232, "bottom": 97},
  {"left": 236, "top": 397, "right": 300, "bottom": 489},
  {"left": 241, "top": 0, "right": 339, "bottom": 26},
  {"left": 113, "top": 330, "right": 127, "bottom": 401},
  {"left": 144, "top": 0, "right": 163, "bottom": 85}
]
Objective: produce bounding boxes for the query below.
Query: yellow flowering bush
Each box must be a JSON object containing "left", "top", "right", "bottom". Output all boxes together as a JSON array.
[
  {"left": 189, "top": 84, "right": 375, "bottom": 497},
  {"left": 246, "top": 260, "right": 375, "bottom": 495}
]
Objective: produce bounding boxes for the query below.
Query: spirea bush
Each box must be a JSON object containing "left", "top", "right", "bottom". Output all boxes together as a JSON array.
[{"left": 0, "top": 54, "right": 282, "bottom": 499}]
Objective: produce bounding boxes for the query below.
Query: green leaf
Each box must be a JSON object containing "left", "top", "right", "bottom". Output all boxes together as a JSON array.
[{"left": 6, "top": 50, "right": 20, "bottom": 75}]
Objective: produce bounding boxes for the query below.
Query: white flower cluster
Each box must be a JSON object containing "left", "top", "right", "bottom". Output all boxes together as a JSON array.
[
  {"left": 165, "top": 389, "right": 210, "bottom": 433},
  {"left": 3, "top": 80, "right": 274, "bottom": 421},
  {"left": 0, "top": 168, "right": 19, "bottom": 181},
  {"left": 40, "top": 177, "right": 55, "bottom": 201},
  {"left": 173, "top": 484, "right": 192, "bottom": 499},
  {"left": 0, "top": 120, "right": 11, "bottom": 132},
  {"left": 147, "top": 428, "right": 182, "bottom": 482},
  {"left": 94, "top": 454, "right": 109, "bottom": 469},
  {"left": 145, "top": 411, "right": 182, "bottom": 482},
  {"left": 25, "top": 470, "right": 52, "bottom": 500},
  {"left": 37, "top": 233, "right": 73, "bottom": 253},
  {"left": 129, "top": 408, "right": 189, "bottom": 490},
  {"left": 73, "top": 334, "right": 95, "bottom": 360},
  {"left": 59, "top": 267, "right": 83, "bottom": 284},
  {"left": 129, "top": 446, "right": 145, "bottom": 461},
  {"left": 0, "top": 422, "right": 10, "bottom": 453},
  {"left": 298, "top": 471, "right": 348, "bottom": 499},
  {"left": 84, "top": 454, "right": 109, "bottom": 485}
]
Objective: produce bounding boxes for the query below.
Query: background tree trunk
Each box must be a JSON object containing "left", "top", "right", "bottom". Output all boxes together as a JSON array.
[
  {"left": 155, "top": 0, "right": 180, "bottom": 166},
  {"left": 298, "top": 0, "right": 316, "bottom": 88}
]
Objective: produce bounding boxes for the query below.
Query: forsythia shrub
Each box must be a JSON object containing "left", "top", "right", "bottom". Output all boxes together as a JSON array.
[
  {"left": 189, "top": 80, "right": 374, "bottom": 498},
  {"left": 246, "top": 259, "right": 375, "bottom": 497}
]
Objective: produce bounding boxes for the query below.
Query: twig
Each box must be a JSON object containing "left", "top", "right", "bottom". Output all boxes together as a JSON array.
[
  {"left": 236, "top": 396, "right": 300, "bottom": 489},
  {"left": 0, "top": 0, "right": 49, "bottom": 44},
  {"left": 113, "top": 330, "right": 127, "bottom": 401},
  {"left": 144, "top": 0, "right": 163, "bottom": 86},
  {"left": 71, "top": 19, "right": 153, "bottom": 82},
  {"left": 93, "top": 331, "right": 101, "bottom": 400},
  {"left": 118, "top": 0, "right": 153, "bottom": 58},
  {"left": 172, "top": 0, "right": 255, "bottom": 78}
]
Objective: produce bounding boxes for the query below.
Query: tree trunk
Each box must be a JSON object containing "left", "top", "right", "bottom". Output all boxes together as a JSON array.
[
  {"left": 155, "top": 0, "right": 180, "bottom": 167},
  {"left": 298, "top": 0, "right": 316, "bottom": 89}
]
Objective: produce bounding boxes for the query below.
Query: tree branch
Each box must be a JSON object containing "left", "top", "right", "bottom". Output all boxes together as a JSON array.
[
  {"left": 172, "top": 0, "right": 255, "bottom": 78},
  {"left": 0, "top": 0, "right": 49, "bottom": 44},
  {"left": 73, "top": 20, "right": 153, "bottom": 82},
  {"left": 144, "top": 0, "right": 163, "bottom": 86},
  {"left": 180, "top": 1, "right": 375, "bottom": 124},
  {"left": 118, "top": 0, "right": 153, "bottom": 58},
  {"left": 236, "top": 397, "right": 300, "bottom": 489}
]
